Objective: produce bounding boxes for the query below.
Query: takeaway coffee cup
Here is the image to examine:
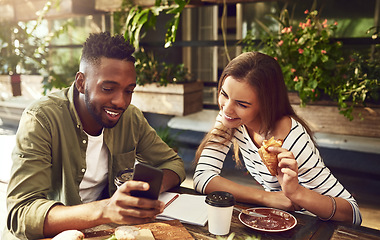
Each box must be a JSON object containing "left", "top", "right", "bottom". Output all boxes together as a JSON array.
[
  {"left": 205, "top": 191, "right": 236, "bottom": 235},
  {"left": 114, "top": 168, "right": 134, "bottom": 188}
]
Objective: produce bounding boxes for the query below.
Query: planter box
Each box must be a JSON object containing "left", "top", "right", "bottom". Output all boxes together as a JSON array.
[
  {"left": 10, "top": 0, "right": 99, "bottom": 21},
  {"left": 0, "top": 75, "right": 44, "bottom": 100},
  {"left": 288, "top": 92, "right": 380, "bottom": 138},
  {"left": 0, "top": 97, "right": 29, "bottom": 127},
  {"left": 0, "top": 74, "right": 44, "bottom": 126},
  {"left": 131, "top": 82, "right": 203, "bottom": 116},
  {"left": 10, "top": 75, "right": 21, "bottom": 97},
  {"left": 95, "top": 0, "right": 155, "bottom": 11}
]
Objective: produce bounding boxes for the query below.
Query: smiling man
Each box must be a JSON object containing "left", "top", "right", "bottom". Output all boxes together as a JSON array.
[{"left": 5, "top": 32, "right": 186, "bottom": 240}]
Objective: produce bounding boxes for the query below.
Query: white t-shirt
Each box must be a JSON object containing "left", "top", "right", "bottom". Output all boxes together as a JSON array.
[{"left": 79, "top": 130, "right": 108, "bottom": 203}]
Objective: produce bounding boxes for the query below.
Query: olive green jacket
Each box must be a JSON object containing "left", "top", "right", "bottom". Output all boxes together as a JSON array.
[{"left": 4, "top": 84, "right": 185, "bottom": 239}]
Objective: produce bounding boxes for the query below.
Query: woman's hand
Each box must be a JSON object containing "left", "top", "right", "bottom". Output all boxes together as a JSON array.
[
  {"left": 268, "top": 146, "right": 301, "bottom": 199},
  {"left": 264, "top": 191, "right": 301, "bottom": 211}
]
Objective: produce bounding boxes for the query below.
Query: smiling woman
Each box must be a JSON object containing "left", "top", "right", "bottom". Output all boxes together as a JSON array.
[
  {"left": 193, "top": 51, "right": 362, "bottom": 225},
  {"left": 218, "top": 76, "right": 261, "bottom": 132}
]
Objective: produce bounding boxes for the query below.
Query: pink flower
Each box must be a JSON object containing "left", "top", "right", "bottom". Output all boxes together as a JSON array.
[
  {"left": 305, "top": 19, "right": 312, "bottom": 27},
  {"left": 334, "top": 21, "right": 338, "bottom": 26},
  {"left": 304, "top": 10, "right": 309, "bottom": 14},
  {"left": 293, "top": 76, "right": 299, "bottom": 82},
  {"left": 278, "top": 40, "right": 284, "bottom": 46},
  {"left": 322, "top": 19, "right": 328, "bottom": 28},
  {"left": 294, "top": 38, "right": 298, "bottom": 43},
  {"left": 281, "top": 26, "right": 292, "bottom": 34},
  {"left": 274, "top": 57, "right": 278, "bottom": 61},
  {"left": 298, "top": 48, "right": 304, "bottom": 54},
  {"left": 321, "top": 50, "right": 326, "bottom": 54},
  {"left": 300, "top": 19, "right": 311, "bottom": 29},
  {"left": 291, "top": 68, "right": 296, "bottom": 73},
  {"left": 312, "top": 89, "right": 315, "bottom": 92}
]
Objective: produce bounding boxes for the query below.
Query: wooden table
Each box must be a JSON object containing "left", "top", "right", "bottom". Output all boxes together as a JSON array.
[
  {"left": 55, "top": 186, "right": 380, "bottom": 240},
  {"left": 174, "top": 186, "right": 380, "bottom": 240}
]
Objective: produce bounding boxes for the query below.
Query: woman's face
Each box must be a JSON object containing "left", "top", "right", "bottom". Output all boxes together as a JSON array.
[{"left": 218, "top": 76, "right": 261, "bottom": 131}]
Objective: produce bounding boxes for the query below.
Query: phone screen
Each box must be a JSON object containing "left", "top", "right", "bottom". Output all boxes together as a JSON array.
[{"left": 130, "top": 162, "right": 163, "bottom": 200}]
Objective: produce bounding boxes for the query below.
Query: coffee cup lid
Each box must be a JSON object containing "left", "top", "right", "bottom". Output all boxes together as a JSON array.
[
  {"left": 205, "top": 191, "right": 235, "bottom": 207},
  {"left": 114, "top": 168, "right": 133, "bottom": 187}
]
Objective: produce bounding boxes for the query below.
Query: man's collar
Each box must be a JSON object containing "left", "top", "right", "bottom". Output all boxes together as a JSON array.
[{"left": 67, "top": 82, "right": 83, "bottom": 130}]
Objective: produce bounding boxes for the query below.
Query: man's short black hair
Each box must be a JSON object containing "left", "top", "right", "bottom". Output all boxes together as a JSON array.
[{"left": 81, "top": 32, "right": 135, "bottom": 65}]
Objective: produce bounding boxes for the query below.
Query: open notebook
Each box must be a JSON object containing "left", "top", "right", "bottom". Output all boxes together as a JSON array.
[{"left": 157, "top": 192, "right": 208, "bottom": 226}]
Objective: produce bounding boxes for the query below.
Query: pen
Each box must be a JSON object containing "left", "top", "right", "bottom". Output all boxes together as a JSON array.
[{"left": 164, "top": 194, "right": 179, "bottom": 209}]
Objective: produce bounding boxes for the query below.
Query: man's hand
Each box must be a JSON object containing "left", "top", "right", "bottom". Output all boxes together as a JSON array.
[
  {"left": 44, "top": 180, "right": 164, "bottom": 237},
  {"left": 102, "top": 180, "right": 165, "bottom": 225}
]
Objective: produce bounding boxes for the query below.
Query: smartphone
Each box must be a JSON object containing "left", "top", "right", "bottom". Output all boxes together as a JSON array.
[{"left": 130, "top": 162, "right": 163, "bottom": 200}]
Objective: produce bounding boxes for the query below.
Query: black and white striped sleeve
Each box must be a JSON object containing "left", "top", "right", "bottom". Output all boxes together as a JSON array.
[
  {"left": 286, "top": 120, "right": 362, "bottom": 225},
  {"left": 193, "top": 138, "right": 232, "bottom": 194}
]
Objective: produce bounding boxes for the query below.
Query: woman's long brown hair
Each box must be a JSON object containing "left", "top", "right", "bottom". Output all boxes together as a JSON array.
[{"left": 194, "top": 52, "right": 314, "bottom": 165}]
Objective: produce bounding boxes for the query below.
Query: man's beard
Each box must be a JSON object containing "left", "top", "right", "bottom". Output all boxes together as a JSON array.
[{"left": 84, "top": 89, "right": 119, "bottom": 129}]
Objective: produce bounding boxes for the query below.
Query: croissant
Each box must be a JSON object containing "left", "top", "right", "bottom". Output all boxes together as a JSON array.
[{"left": 258, "top": 137, "right": 283, "bottom": 176}]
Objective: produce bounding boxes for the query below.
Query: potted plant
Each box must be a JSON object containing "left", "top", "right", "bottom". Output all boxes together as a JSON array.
[
  {"left": 243, "top": 9, "right": 380, "bottom": 119},
  {"left": 122, "top": 0, "right": 189, "bottom": 49},
  {"left": 114, "top": 0, "right": 203, "bottom": 116},
  {"left": 0, "top": 17, "right": 56, "bottom": 97},
  {"left": 0, "top": 21, "right": 42, "bottom": 124},
  {"left": 0, "top": 21, "right": 27, "bottom": 96},
  {"left": 131, "top": 49, "right": 203, "bottom": 116},
  {"left": 0, "top": 3, "right": 73, "bottom": 127},
  {"left": 241, "top": 9, "right": 380, "bottom": 138}
]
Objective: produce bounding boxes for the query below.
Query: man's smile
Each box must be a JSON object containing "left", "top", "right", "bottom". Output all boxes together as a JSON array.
[{"left": 105, "top": 109, "right": 122, "bottom": 119}]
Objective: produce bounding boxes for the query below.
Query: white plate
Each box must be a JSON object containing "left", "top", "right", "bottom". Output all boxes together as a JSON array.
[{"left": 239, "top": 207, "right": 297, "bottom": 232}]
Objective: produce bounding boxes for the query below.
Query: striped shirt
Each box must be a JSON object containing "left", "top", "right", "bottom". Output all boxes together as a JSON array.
[{"left": 193, "top": 116, "right": 362, "bottom": 225}]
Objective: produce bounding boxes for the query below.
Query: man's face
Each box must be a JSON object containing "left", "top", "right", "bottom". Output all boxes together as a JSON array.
[{"left": 82, "top": 57, "right": 136, "bottom": 129}]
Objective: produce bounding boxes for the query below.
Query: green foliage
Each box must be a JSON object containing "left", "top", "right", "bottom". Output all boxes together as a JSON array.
[
  {"left": 134, "top": 49, "right": 193, "bottom": 86},
  {"left": 336, "top": 51, "right": 380, "bottom": 119},
  {"left": 124, "top": 0, "right": 189, "bottom": 49},
  {"left": 104, "top": 234, "right": 117, "bottom": 240},
  {"left": 41, "top": 53, "right": 79, "bottom": 94},
  {"left": 114, "top": 1, "right": 192, "bottom": 86},
  {"left": 0, "top": 0, "right": 75, "bottom": 96},
  {"left": 216, "top": 233, "right": 261, "bottom": 240},
  {"left": 0, "top": 0, "right": 69, "bottom": 76},
  {"left": 243, "top": 9, "right": 380, "bottom": 120},
  {"left": 0, "top": 21, "right": 47, "bottom": 75},
  {"left": 155, "top": 126, "right": 181, "bottom": 151}
]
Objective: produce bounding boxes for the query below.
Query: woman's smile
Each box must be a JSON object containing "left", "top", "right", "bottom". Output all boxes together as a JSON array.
[
  {"left": 218, "top": 76, "right": 261, "bottom": 130},
  {"left": 223, "top": 113, "right": 239, "bottom": 121}
]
